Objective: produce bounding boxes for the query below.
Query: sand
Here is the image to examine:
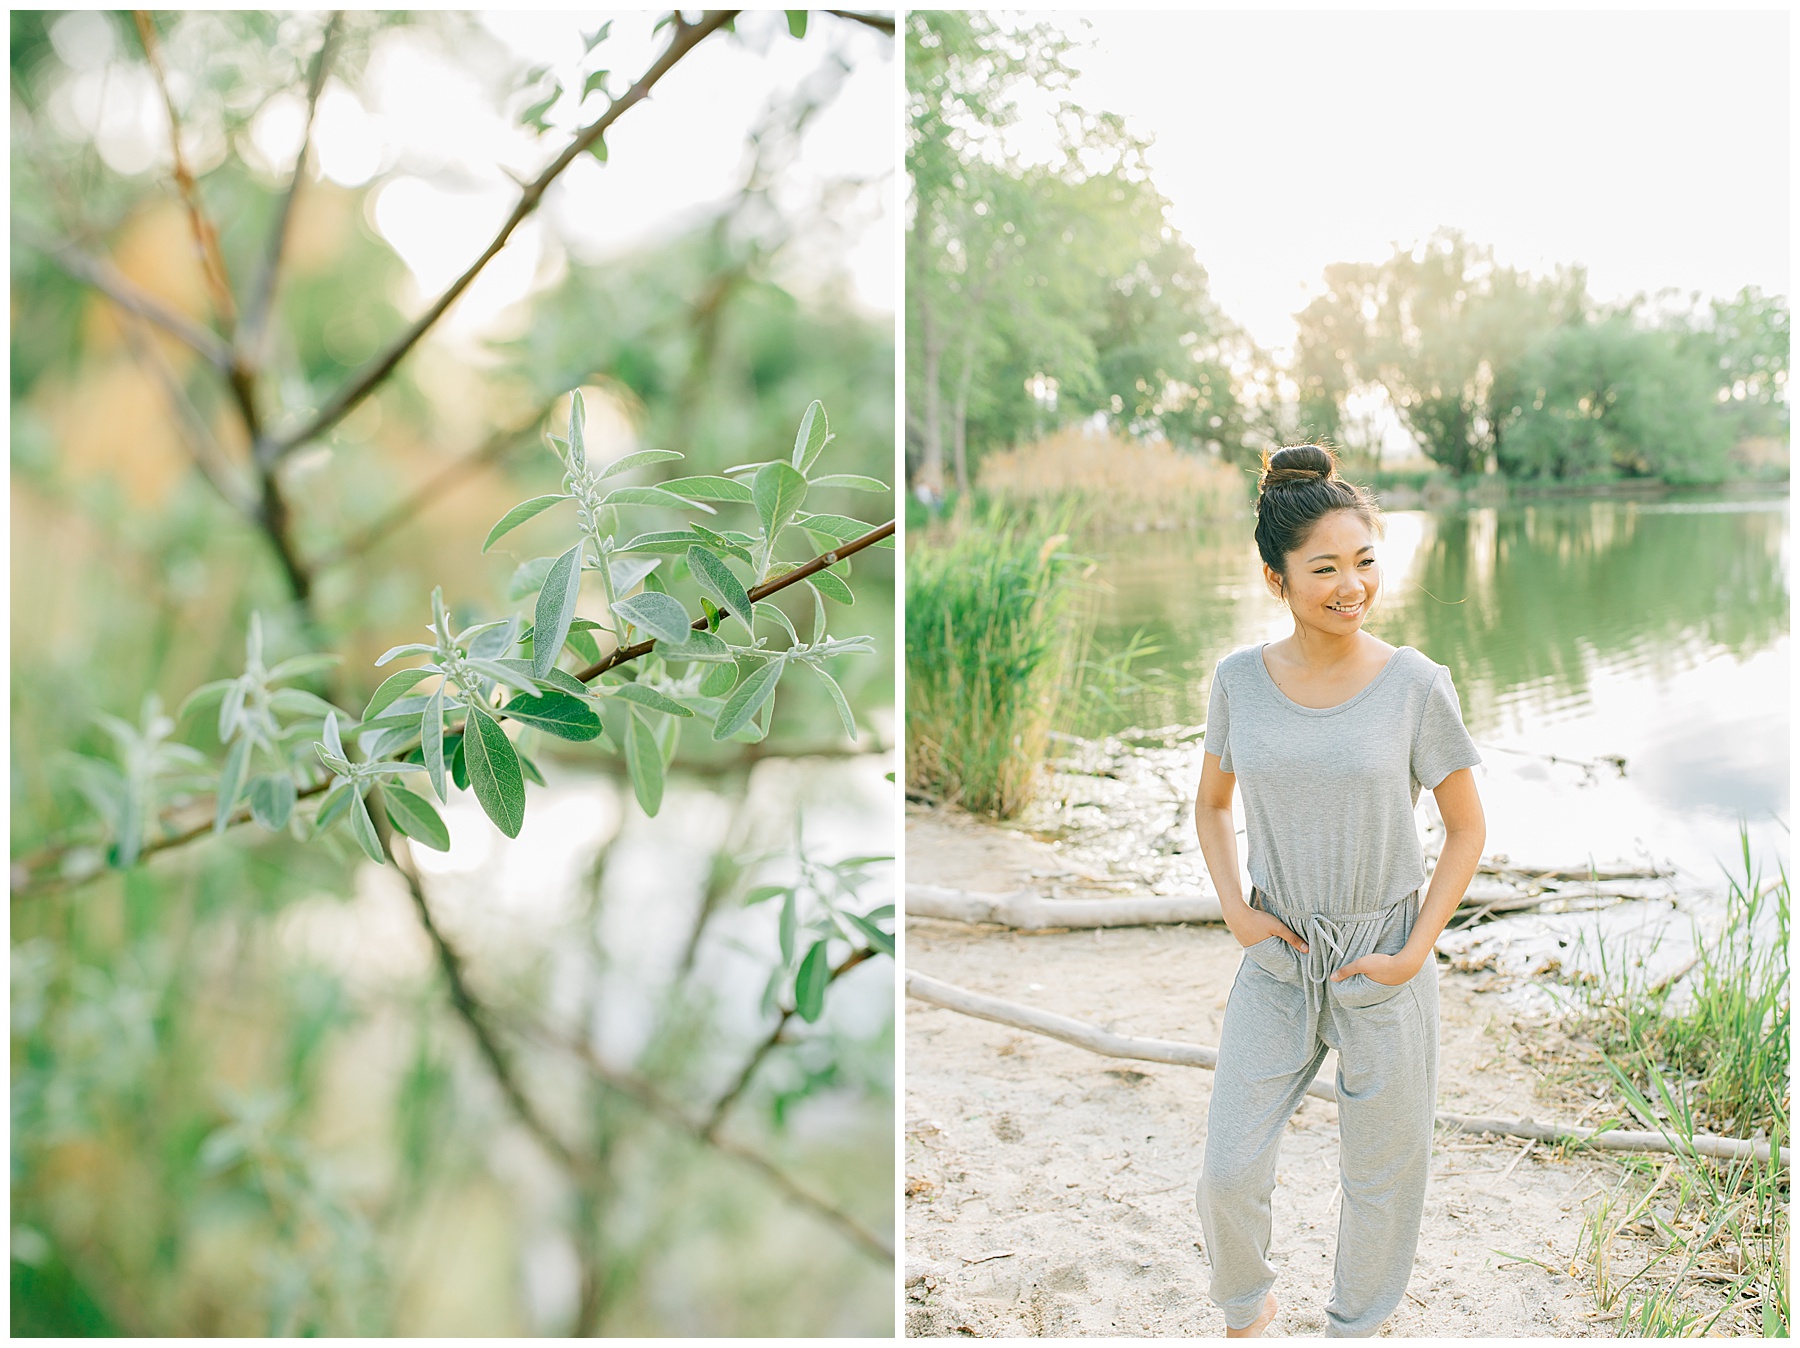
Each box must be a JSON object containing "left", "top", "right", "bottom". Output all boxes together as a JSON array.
[{"left": 902, "top": 806, "right": 1629, "bottom": 1339}]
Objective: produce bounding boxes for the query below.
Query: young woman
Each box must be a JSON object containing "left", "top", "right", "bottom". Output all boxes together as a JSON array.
[{"left": 1191, "top": 444, "right": 1487, "bottom": 1338}]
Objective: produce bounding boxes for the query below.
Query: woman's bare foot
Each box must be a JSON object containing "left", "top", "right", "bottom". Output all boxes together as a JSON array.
[{"left": 1226, "top": 1292, "right": 1277, "bottom": 1338}]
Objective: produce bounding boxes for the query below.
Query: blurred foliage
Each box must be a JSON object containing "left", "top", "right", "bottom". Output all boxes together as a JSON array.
[{"left": 13, "top": 8, "right": 894, "bottom": 1336}]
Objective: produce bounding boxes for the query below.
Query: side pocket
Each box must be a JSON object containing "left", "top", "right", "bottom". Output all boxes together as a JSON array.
[
  {"left": 1328, "top": 967, "right": 1412, "bottom": 1009},
  {"left": 1242, "top": 935, "right": 1299, "bottom": 985}
]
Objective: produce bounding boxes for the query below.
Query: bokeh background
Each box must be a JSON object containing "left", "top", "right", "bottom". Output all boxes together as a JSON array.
[{"left": 13, "top": 9, "right": 896, "bottom": 1336}]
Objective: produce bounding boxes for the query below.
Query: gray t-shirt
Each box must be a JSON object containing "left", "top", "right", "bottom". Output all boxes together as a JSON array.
[{"left": 1204, "top": 643, "right": 1481, "bottom": 917}]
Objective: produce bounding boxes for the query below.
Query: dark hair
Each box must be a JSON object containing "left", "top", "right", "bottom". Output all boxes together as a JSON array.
[{"left": 1253, "top": 444, "right": 1383, "bottom": 592}]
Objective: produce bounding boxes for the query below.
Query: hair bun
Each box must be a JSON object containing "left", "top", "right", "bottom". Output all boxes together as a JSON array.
[{"left": 1258, "top": 443, "right": 1337, "bottom": 495}]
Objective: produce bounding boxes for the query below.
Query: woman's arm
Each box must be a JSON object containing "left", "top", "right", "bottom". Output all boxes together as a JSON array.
[
  {"left": 1195, "top": 751, "right": 1308, "bottom": 953},
  {"left": 1331, "top": 766, "right": 1485, "bottom": 985}
]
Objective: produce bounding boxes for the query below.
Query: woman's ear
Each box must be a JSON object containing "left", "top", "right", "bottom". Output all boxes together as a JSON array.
[{"left": 1262, "top": 560, "right": 1286, "bottom": 602}]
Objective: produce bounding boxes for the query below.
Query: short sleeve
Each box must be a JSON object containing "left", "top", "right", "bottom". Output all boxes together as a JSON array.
[
  {"left": 1412, "top": 666, "right": 1481, "bottom": 789},
  {"left": 1205, "top": 666, "right": 1232, "bottom": 773}
]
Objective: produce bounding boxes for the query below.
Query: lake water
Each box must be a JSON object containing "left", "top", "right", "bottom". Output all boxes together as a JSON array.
[{"left": 1073, "top": 488, "right": 1790, "bottom": 892}]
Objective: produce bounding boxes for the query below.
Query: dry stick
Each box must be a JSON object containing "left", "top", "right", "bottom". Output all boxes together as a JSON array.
[
  {"left": 574, "top": 519, "right": 895, "bottom": 682},
  {"left": 239, "top": 12, "right": 342, "bottom": 371},
  {"left": 14, "top": 525, "right": 892, "bottom": 894},
  {"left": 905, "top": 971, "right": 1790, "bottom": 1166},
  {"left": 907, "top": 882, "right": 1222, "bottom": 929},
  {"left": 272, "top": 10, "right": 740, "bottom": 459},
  {"left": 703, "top": 947, "right": 875, "bottom": 1138},
  {"left": 824, "top": 10, "right": 896, "bottom": 36},
  {"left": 36, "top": 241, "right": 233, "bottom": 369}
]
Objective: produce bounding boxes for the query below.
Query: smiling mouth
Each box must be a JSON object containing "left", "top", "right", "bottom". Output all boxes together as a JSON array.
[{"left": 1326, "top": 601, "right": 1363, "bottom": 614}]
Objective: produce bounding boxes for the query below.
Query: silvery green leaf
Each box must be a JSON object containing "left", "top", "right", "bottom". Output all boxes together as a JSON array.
[
  {"left": 712, "top": 658, "right": 783, "bottom": 740},
  {"left": 422, "top": 685, "right": 447, "bottom": 803},
  {"left": 599, "top": 485, "right": 715, "bottom": 514},
  {"left": 594, "top": 448, "right": 683, "bottom": 482},
  {"left": 314, "top": 780, "right": 352, "bottom": 834},
  {"left": 465, "top": 657, "right": 544, "bottom": 698},
  {"left": 315, "top": 746, "right": 352, "bottom": 777},
  {"left": 382, "top": 785, "right": 450, "bottom": 852},
  {"left": 810, "top": 567, "right": 854, "bottom": 605},
  {"left": 607, "top": 555, "right": 660, "bottom": 595},
  {"left": 567, "top": 389, "right": 586, "bottom": 469},
  {"left": 790, "top": 400, "right": 829, "bottom": 473},
  {"left": 500, "top": 690, "right": 603, "bottom": 741},
  {"left": 323, "top": 711, "right": 345, "bottom": 760},
  {"left": 794, "top": 939, "right": 830, "bottom": 1022},
  {"left": 459, "top": 616, "right": 515, "bottom": 649},
  {"left": 754, "top": 600, "right": 800, "bottom": 646},
  {"left": 752, "top": 462, "right": 807, "bottom": 539},
  {"left": 658, "top": 475, "right": 752, "bottom": 503},
  {"left": 624, "top": 708, "right": 664, "bottom": 816},
  {"left": 567, "top": 627, "right": 602, "bottom": 666},
  {"left": 699, "top": 659, "right": 738, "bottom": 698},
  {"left": 246, "top": 612, "right": 264, "bottom": 669},
  {"left": 617, "top": 529, "right": 708, "bottom": 554},
  {"left": 430, "top": 586, "right": 449, "bottom": 644},
  {"left": 268, "top": 688, "right": 340, "bottom": 721},
  {"left": 809, "top": 664, "right": 857, "bottom": 741},
  {"left": 364, "top": 668, "right": 435, "bottom": 722},
  {"left": 518, "top": 750, "right": 547, "bottom": 787},
  {"left": 794, "top": 512, "right": 879, "bottom": 543},
  {"left": 721, "top": 459, "right": 776, "bottom": 476},
  {"left": 687, "top": 546, "right": 755, "bottom": 638},
  {"left": 690, "top": 524, "right": 755, "bottom": 564},
  {"left": 218, "top": 677, "right": 248, "bottom": 743},
  {"left": 360, "top": 759, "right": 427, "bottom": 777},
  {"left": 808, "top": 474, "right": 888, "bottom": 492},
  {"left": 266, "top": 653, "right": 342, "bottom": 683},
  {"left": 519, "top": 665, "right": 591, "bottom": 699},
  {"left": 214, "top": 736, "right": 251, "bottom": 834},
  {"left": 178, "top": 680, "right": 238, "bottom": 722},
  {"left": 248, "top": 773, "right": 295, "bottom": 830},
  {"left": 375, "top": 643, "right": 437, "bottom": 667},
  {"left": 842, "top": 909, "right": 895, "bottom": 957},
  {"left": 461, "top": 703, "right": 526, "bottom": 839},
  {"left": 366, "top": 726, "right": 420, "bottom": 760},
  {"left": 607, "top": 683, "right": 693, "bottom": 717},
  {"left": 348, "top": 787, "right": 386, "bottom": 863},
  {"left": 779, "top": 887, "right": 797, "bottom": 965},
  {"left": 532, "top": 541, "right": 585, "bottom": 680},
  {"left": 509, "top": 556, "right": 557, "bottom": 601},
  {"left": 806, "top": 581, "right": 827, "bottom": 644},
  {"left": 612, "top": 590, "right": 693, "bottom": 647},
  {"left": 678, "top": 628, "right": 735, "bottom": 662},
  {"left": 482, "top": 495, "right": 572, "bottom": 553}
]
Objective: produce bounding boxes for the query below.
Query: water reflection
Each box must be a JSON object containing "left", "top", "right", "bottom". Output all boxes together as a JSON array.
[{"left": 1080, "top": 490, "right": 1789, "bottom": 883}]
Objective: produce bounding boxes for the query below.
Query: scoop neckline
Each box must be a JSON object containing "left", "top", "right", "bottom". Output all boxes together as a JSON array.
[{"left": 1255, "top": 642, "right": 1409, "bottom": 716}]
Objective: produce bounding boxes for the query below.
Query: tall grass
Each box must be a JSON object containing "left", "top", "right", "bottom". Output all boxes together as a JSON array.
[
  {"left": 905, "top": 513, "right": 1081, "bottom": 817},
  {"left": 1562, "top": 826, "right": 1789, "bottom": 1336},
  {"left": 976, "top": 427, "right": 1245, "bottom": 531}
]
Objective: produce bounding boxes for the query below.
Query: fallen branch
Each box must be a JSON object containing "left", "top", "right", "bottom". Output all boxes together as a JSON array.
[
  {"left": 906, "top": 883, "right": 1221, "bottom": 930},
  {"left": 905, "top": 970, "right": 1789, "bottom": 1166}
]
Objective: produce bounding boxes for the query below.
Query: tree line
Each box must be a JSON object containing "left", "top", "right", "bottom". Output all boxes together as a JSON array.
[{"left": 907, "top": 12, "right": 1788, "bottom": 494}]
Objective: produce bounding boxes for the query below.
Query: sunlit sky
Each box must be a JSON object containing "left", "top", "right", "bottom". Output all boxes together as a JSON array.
[{"left": 1003, "top": 9, "right": 1789, "bottom": 357}]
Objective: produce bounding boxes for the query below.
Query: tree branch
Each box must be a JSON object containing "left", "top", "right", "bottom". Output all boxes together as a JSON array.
[
  {"left": 271, "top": 10, "right": 741, "bottom": 460},
  {"left": 133, "top": 10, "right": 238, "bottom": 331},
  {"left": 33, "top": 239, "right": 233, "bottom": 370},
  {"left": 702, "top": 947, "right": 874, "bottom": 1138},
  {"left": 239, "top": 12, "right": 342, "bottom": 371},
  {"left": 115, "top": 313, "right": 259, "bottom": 517},
  {"left": 825, "top": 10, "right": 896, "bottom": 37},
  {"left": 574, "top": 518, "right": 895, "bottom": 682}
]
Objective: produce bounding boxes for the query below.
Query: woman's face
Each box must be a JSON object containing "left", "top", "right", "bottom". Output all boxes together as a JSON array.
[{"left": 1264, "top": 509, "right": 1380, "bottom": 632}]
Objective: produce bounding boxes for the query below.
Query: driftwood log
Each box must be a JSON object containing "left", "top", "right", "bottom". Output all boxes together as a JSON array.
[
  {"left": 907, "top": 883, "right": 1222, "bottom": 929},
  {"left": 905, "top": 970, "right": 1788, "bottom": 1167}
]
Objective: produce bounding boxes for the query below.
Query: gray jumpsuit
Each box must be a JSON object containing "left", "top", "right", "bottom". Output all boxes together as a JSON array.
[{"left": 1194, "top": 644, "right": 1481, "bottom": 1337}]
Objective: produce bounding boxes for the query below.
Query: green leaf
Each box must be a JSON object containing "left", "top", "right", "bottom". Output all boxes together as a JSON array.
[
  {"left": 795, "top": 513, "right": 879, "bottom": 543},
  {"left": 810, "top": 567, "right": 854, "bottom": 605},
  {"left": 699, "top": 659, "right": 739, "bottom": 698},
  {"left": 566, "top": 627, "right": 601, "bottom": 666},
  {"left": 177, "top": 679, "right": 237, "bottom": 722},
  {"left": 214, "top": 736, "right": 250, "bottom": 834},
  {"left": 323, "top": 710, "right": 345, "bottom": 760},
  {"left": 422, "top": 685, "right": 447, "bottom": 802},
  {"left": 500, "top": 690, "right": 603, "bottom": 741},
  {"left": 465, "top": 657, "right": 544, "bottom": 698},
  {"left": 450, "top": 733, "right": 469, "bottom": 791},
  {"left": 266, "top": 653, "right": 342, "bottom": 683},
  {"left": 461, "top": 704, "right": 526, "bottom": 838},
  {"left": 745, "top": 884, "right": 790, "bottom": 906},
  {"left": 690, "top": 524, "right": 755, "bottom": 564},
  {"left": 382, "top": 785, "right": 451, "bottom": 852},
  {"left": 712, "top": 657, "right": 783, "bottom": 741},
  {"left": 787, "top": 9, "right": 809, "bottom": 38},
  {"left": 659, "top": 475, "right": 753, "bottom": 503},
  {"left": 365, "top": 668, "right": 435, "bottom": 721},
  {"left": 624, "top": 709, "right": 664, "bottom": 816},
  {"left": 617, "top": 529, "right": 709, "bottom": 554},
  {"left": 483, "top": 495, "right": 571, "bottom": 553},
  {"left": 752, "top": 462, "right": 808, "bottom": 539},
  {"left": 600, "top": 485, "right": 715, "bottom": 514},
  {"left": 842, "top": 909, "right": 894, "bottom": 956},
  {"left": 248, "top": 773, "right": 296, "bottom": 831},
  {"left": 687, "top": 546, "right": 755, "bottom": 638},
  {"left": 808, "top": 473, "right": 888, "bottom": 492},
  {"left": 348, "top": 788, "right": 386, "bottom": 863},
  {"left": 607, "top": 554, "right": 661, "bottom": 595},
  {"left": 566, "top": 390, "right": 586, "bottom": 469},
  {"left": 375, "top": 643, "right": 437, "bottom": 667},
  {"left": 779, "top": 888, "right": 798, "bottom": 964},
  {"left": 314, "top": 780, "right": 353, "bottom": 834},
  {"left": 791, "top": 399, "right": 829, "bottom": 472},
  {"left": 595, "top": 448, "right": 684, "bottom": 482},
  {"left": 609, "top": 683, "right": 693, "bottom": 717},
  {"left": 581, "top": 68, "right": 609, "bottom": 98},
  {"left": 583, "top": 20, "right": 611, "bottom": 50},
  {"left": 268, "top": 688, "right": 341, "bottom": 720},
  {"left": 612, "top": 590, "right": 694, "bottom": 646},
  {"left": 809, "top": 665, "right": 857, "bottom": 741},
  {"left": 532, "top": 542, "right": 585, "bottom": 679},
  {"left": 794, "top": 940, "right": 829, "bottom": 1021},
  {"left": 518, "top": 751, "right": 547, "bottom": 787},
  {"left": 509, "top": 556, "right": 557, "bottom": 601}
]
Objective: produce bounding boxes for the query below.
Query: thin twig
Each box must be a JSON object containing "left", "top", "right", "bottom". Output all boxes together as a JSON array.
[
  {"left": 239, "top": 12, "right": 342, "bottom": 370},
  {"left": 33, "top": 239, "right": 233, "bottom": 369},
  {"left": 115, "top": 312, "right": 258, "bottom": 516},
  {"left": 825, "top": 10, "right": 896, "bottom": 36},
  {"left": 574, "top": 518, "right": 895, "bottom": 682},
  {"left": 133, "top": 10, "right": 238, "bottom": 330},
  {"left": 272, "top": 11, "right": 740, "bottom": 459},
  {"left": 703, "top": 947, "right": 875, "bottom": 1138}
]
